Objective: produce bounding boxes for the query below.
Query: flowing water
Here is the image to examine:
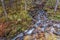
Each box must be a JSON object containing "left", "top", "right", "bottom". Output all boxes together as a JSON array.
[{"left": 12, "top": 9, "right": 60, "bottom": 40}]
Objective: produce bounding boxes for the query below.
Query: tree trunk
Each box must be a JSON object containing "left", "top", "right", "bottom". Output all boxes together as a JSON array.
[
  {"left": 54, "top": 0, "right": 59, "bottom": 12},
  {"left": 25, "top": 0, "right": 27, "bottom": 11},
  {"left": 9, "top": 0, "right": 13, "bottom": 7},
  {"left": 1, "top": 0, "right": 8, "bottom": 21}
]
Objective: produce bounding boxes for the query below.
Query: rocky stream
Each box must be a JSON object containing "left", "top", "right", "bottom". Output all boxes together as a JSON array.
[{"left": 12, "top": 9, "right": 60, "bottom": 40}]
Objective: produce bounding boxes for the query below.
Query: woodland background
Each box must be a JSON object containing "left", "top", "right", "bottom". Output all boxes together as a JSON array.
[{"left": 0, "top": 0, "right": 60, "bottom": 39}]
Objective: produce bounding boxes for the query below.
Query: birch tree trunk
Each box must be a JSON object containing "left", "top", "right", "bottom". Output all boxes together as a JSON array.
[
  {"left": 1, "top": 0, "right": 8, "bottom": 21},
  {"left": 54, "top": 0, "right": 59, "bottom": 12},
  {"left": 24, "top": 0, "right": 28, "bottom": 11}
]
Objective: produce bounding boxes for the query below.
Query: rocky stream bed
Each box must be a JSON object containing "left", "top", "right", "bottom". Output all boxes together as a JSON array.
[{"left": 12, "top": 9, "right": 60, "bottom": 40}]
